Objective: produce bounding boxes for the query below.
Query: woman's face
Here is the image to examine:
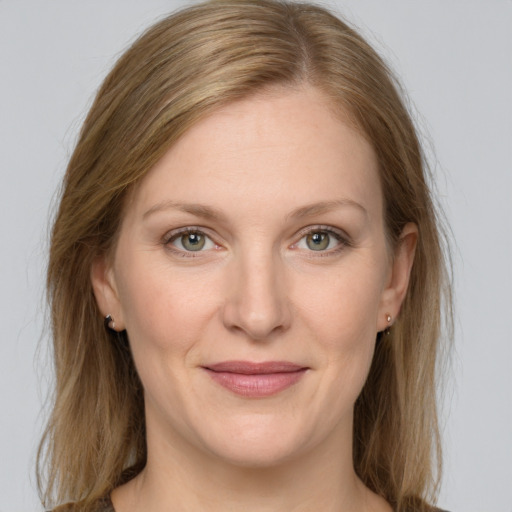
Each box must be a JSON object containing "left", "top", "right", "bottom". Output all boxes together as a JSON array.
[{"left": 93, "top": 86, "right": 415, "bottom": 468}]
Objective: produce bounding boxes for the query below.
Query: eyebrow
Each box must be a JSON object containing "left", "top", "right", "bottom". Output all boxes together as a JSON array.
[
  {"left": 287, "top": 199, "right": 368, "bottom": 220},
  {"left": 143, "top": 201, "right": 227, "bottom": 221},
  {"left": 142, "top": 198, "right": 368, "bottom": 221}
]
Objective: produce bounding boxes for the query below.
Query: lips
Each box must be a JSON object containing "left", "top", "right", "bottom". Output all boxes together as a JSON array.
[{"left": 203, "top": 361, "right": 308, "bottom": 398}]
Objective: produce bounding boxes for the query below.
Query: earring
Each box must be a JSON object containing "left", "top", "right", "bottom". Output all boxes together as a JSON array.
[
  {"left": 104, "top": 314, "right": 116, "bottom": 331},
  {"left": 384, "top": 314, "right": 392, "bottom": 335},
  {"left": 103, "top": 314, "right": 130, "bottom": 352}
]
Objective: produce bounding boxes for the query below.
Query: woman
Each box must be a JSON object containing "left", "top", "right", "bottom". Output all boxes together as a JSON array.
[{"left": 38, "top": 1, "right": 452, "bottom": 511}]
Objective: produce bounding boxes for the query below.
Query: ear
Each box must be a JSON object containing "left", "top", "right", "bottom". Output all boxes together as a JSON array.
[
  {"left": 91, "top": 255, "right": 126, "bottom": 331},
  {"left": 376, "top": 222, "right": 418, "bottom": 331}
]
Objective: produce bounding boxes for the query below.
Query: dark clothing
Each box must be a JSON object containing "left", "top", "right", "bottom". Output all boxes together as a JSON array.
[{"left": 53, "top": 495, "right": 449, "bottom": 512}]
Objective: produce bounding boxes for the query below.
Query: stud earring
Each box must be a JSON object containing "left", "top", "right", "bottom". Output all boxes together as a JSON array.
[
  {"left": 104, "top": 314, "right": 116, "bottom": 331},
  {"left": 384, "top": 314, "right": 392, "bottom": 335},
  {"left": 103, "top": 314, "right": 130, "bottom": 351}
]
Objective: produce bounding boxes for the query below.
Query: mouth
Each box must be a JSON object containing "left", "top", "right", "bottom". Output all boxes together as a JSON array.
[{"left": 202, "top": 361, "right": 308, "bottom": 398}]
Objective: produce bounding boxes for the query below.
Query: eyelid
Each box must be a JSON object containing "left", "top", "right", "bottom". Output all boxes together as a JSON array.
[{"left": 295, "top": 224, "right": 349, "bottom": 240}]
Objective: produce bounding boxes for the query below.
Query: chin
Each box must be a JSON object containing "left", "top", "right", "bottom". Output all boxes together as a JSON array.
[
  {"left": 194, "top": 413, "right": 324, "bottom": 469},
  {"left": 209, "top": 439, "right": 304, "bottom": 469}
]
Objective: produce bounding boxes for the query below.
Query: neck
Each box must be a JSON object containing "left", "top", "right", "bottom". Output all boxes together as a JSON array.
[{"left": 112, "top": 417, "right": 389, "bottom": 512}]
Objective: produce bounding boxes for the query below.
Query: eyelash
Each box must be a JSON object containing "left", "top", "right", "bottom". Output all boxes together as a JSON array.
[{"left": 162, "top": 225, "right": 351, "bottom": 257}]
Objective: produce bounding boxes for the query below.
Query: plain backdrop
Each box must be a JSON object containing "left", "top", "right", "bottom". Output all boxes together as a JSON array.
[{"left": 1, "top": 1, "right": 511, "bottom": 511}]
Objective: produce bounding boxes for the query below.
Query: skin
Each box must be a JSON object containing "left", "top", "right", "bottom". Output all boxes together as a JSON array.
[{"left": 92, "top": 85, "right": 416, "bottom": 512}]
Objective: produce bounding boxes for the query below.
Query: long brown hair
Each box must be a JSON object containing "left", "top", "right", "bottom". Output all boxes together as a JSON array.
[{"left": 39, "top": 1, "right": 452, "bottom": 510}]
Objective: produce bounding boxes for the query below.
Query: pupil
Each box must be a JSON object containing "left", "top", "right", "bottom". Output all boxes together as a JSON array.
[
  {"left": 188, "top": 233, "right": 200, "bottom": 245},
  {"left": 312, "top": 233, "right": 324, "bottom": 244}
]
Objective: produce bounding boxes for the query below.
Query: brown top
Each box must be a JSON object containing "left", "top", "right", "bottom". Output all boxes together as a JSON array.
[
  {"left": 96, "top": 496, "right": 114, "bottom": 512},
  {"left": 52, "top": 495, "right": 450, "bottom": 512},
  {"left": 51, "top": 495, "right": 114, "bottom": 512}
]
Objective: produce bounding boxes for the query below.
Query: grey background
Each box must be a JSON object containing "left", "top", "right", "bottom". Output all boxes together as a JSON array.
[{"left": 1, "top": 1, "right": 511, "bottom": 510}]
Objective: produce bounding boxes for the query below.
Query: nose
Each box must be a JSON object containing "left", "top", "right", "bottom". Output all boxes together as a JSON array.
[{"left": 221, "top": 250, "right": 291, "bottom": 341}]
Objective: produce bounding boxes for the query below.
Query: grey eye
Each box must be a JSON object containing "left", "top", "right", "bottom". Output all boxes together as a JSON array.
[
  {"left": 306, "top": 231, "right": 330, "bottom": 251},
  {"left": 180, "top": 232, "right": 206, "bottom": 251}
]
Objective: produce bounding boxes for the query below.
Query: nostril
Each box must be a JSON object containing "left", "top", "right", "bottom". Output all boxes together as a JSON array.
[{"left": 221, "top": 290, "right": 291, "bottom": 341}]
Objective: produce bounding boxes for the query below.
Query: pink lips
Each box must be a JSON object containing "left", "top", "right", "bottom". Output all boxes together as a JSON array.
[{"left": 203, "top": 361, "right": 307, "bottom": 398}]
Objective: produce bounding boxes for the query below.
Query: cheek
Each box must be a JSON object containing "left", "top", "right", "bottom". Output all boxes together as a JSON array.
[
  {"left": 298, "top": 263, "right": 385, "bottom": 344},
  {"left": 115, "top": 253, "right": 218, "bottom": 355},
  {"left": 295, "top": 259, "right": 386, "bottom": 392},
  {"left": 114, "top": 254, "right": 223, "bottom": 418}
]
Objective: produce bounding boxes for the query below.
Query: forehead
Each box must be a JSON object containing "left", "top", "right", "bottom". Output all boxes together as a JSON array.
[{"left": 127, "top": 86, "right": 381, "bottom": 222}]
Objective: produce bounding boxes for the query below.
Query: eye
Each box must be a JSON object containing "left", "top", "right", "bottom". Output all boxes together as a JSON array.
[
  {"left": 167, "top": 229, "right": 216, "bottom": 252},
  {"left": 294, "top": 227, "right": 346, "bottom": 253}
]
